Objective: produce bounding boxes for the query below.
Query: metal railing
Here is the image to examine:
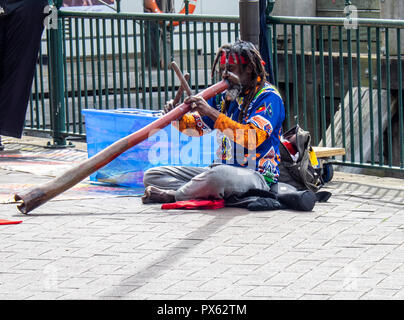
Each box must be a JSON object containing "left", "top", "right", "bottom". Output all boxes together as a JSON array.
[
  {"left": 266, "top": 16, "right": 404, "bottom": 173},
  {"left": 25, "top": 8, "right": 403, "bottom": 173},
  {"left": 26, "top": 11, "right": 239, "bottom": 139}
]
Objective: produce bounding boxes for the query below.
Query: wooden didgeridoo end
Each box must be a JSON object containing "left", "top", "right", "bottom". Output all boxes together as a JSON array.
[
  {"left": 15, "top": 187, "right": 48, "bottom": 215},
  {"left": 15, "top": 80, "right": 229, "bottom": 214}
]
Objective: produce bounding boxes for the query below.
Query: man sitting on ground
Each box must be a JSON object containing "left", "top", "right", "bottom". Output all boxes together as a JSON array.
[{"left": 142, "top": 40, "right": 285, "bottom": 204}]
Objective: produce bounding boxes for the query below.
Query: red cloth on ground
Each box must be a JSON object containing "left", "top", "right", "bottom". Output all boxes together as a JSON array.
[
  {"left": 0, "top": 219, "right": 22, "bottom": 225},
  {"left": 161, "top": 199, "right": 225, "bottom": 210}
]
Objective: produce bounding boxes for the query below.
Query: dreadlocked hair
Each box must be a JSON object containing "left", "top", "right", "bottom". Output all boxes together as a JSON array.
[{"left": 211, "top": 40, "right": 267, "bottom": 123}]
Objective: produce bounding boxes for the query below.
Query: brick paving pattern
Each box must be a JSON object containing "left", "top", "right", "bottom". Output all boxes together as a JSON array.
[{"left": 0, "top": 137, "right": 403, "bottom": 300}]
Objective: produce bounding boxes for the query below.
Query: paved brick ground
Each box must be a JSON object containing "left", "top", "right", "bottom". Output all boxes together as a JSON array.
[{"left": 0, "top": 137, "right": 403, "bottom": 300}]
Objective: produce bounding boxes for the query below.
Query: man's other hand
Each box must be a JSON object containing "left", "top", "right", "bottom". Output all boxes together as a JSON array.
[{"left": 163, "top": 99, "right": 176, "bottom": 115}]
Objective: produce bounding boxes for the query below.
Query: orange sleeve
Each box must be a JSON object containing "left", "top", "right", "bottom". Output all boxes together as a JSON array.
[
  {"left": 173, "top": 114, "right": 204, "bottom": 137},
  {"left": 214, "top": 113, "right": 268, "bottom": 150}
]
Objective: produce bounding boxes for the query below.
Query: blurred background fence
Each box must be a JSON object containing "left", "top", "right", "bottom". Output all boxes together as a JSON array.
[{"left": 25, "top": 8, "right": 404, "bottom": 175}]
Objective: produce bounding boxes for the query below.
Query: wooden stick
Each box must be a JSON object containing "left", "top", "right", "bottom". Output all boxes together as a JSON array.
[
  {"left": 173, "top": 73, "right": 190, "bottom": 106},
  {"left": 170, "top": 61, "right": 193, "bottom": 96},
  {"left": 15, "top": 80, "right": 229, "bottom": 214}
]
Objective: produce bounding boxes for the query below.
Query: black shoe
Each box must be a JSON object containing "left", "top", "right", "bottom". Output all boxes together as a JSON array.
[
  {"left": 315, "top": 191, "right": 332, "bottom": 203},
  {"left": 277, "top": 190, "right": 317, "bottom": 211},
  {"left": 247, "top": 197, "right": 283, "bottom": 211},
  {"left": 0, "top": 136, "right": 4, "bottom": 151}
]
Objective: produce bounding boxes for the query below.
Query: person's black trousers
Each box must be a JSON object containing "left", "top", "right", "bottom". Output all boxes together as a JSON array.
[{"left": 0, "top": 0, "right": 48, "bottom": 138}]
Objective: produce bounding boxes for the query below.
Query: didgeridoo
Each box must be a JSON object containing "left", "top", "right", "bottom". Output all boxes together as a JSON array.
[{"left": 15, "top": 80, "right": 229, "bottom": 214}]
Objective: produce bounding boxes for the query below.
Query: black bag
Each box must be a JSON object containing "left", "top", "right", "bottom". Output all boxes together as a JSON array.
[{"left": 278, "top": 125, "right": 323, "bottom": 193}]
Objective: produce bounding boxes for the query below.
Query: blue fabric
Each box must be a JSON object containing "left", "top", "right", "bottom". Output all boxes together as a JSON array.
[{"left": 202, "top": 82, "right": 285, "bottom": 179}]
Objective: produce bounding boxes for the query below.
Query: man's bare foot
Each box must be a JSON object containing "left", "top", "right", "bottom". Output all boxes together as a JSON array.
[{"left": 142, "top": 186, "right": 176, "bottom": 204}]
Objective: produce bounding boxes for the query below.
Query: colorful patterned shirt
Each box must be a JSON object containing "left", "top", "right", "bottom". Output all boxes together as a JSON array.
[{"left": 178, "top": 82, "right": 285, "bottom": 181}]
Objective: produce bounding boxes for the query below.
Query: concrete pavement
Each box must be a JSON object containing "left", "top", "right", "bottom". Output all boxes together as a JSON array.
[{"left": 0, "top": 135, "right": 403, "bottom": 300}]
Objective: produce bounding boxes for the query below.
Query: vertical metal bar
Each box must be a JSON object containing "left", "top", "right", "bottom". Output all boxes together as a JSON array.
[
  {"left": 273, "top": 24, "right": 279, "bottom": 87},
  {"left": 367, "top": 27, "right": 375, "bottom": 165},
  {"left": 203, "top": 22, "right": 208, "bottom": 87},
  {"left": 156, "top": 23, "right": 162, "bottom": 109},
  {"left": 111, "top": 19, "right": 118, "bottom": 109},
  {"left": 267, "top": 22, "right": 274, "bottom": 81},
  {"left": 48, "top": 5, "right": 67, "bottom": 146},
  {"left": 339, "top": 26, "right": 346, "bottom": 161},
  {"left": 81, "top": 18, "right": 89, "bottom": 118},
  {"left": 124, "top": 19, "right": 131, "bottom": 107},
  {"left": 210, "top": 22, "right": 215, "bottom": 83},
  {"left": 34, "top": 59, "right": 39, "bottom": 127},
  {"left": 300, "top": 25, "right": 307, "bottom": 130},
  {"left": 112, "top": 18, "right": 124, "bottom": 108},
  {"left": 376, "top": 27, "right": 383, "bottom": 166},
  {"left": 170, "top": 21, "right": 175, "bottom": 99},
  {"left": 179, "top": 22, "right": 184, "bottom": 80},
  {"left": 140, "top": 20, "right": 146, "bottom": 108},
  {"left": 34, "top": 67, "right": 40, "bottom": 129},
  {"left": 385, "top": 27, "right": 393, "bottom": 167},
  {"left": 39, "top": 43, "right": 46, "bottom": 130},
  {"left": 328, "top": 26, "right": 335, "bottom": 147},
  {"left": 397, "top": 28, "right": 403, "bottom": 168},
  {"left": 284, "top": 24, "right": 290, "bottom": 129},
  {"left": 347, "top": 28, "right": 355, "bottom": 162},
  {"left": 90, "top": 18, "right": 97, "bottom": 109},
  {"left": 28, "top": 79, "right": 34, "bottom": 128},
  {"left": 46, "top": 29, "right": 53, "bottom": 132},
  {"left": 133, "top": 19, "right": 140, "bottom": 108},
  {"left": 69, "top": 18, "right": 76, "bottom": 127},
  {"left": 356, "top": 27, "right": 363, "bottom": 163},
  {"left": 186, "top": 12, "right": 192, "bottom": 89},
  {"left": 319, "top": 26, "right": 326, "bottom": 146},
  {"left": 75, "top": 18, "right": 81, "bottom": 133},
  {"left": 103, "top": 18, "right": 109, "bottom": 109},
  {"left": 291, "top": 25, "right": 298, "bottom": 126},
  {"left": 96, "top": 18, "right": 102, "bottom": 109},
  {"left": 218, "top": 22, "right": 222, "bottom": 49},
  {"left": 146, "top": 20, "right": 153, "bottom": 109},
  {"left": 163, "top": 20, "right": 169, "bottom": 104},
  {"left": 28, "top": 92, "right": 34, "bottom": 129},
  {"left": 267, "top": 22, "right": 273, "bottom": 70},
  {"left": 194, "top": 21, "right": 199, "bottom": 92},
  {"left": 117, "top": 18, "right": 125, "bottom": 108},
  {"left": 61, "top": 19, "right": 69, "bottom": 132},
  {"left": 311, "top": 25, "right": 318, "bottom": 144}
]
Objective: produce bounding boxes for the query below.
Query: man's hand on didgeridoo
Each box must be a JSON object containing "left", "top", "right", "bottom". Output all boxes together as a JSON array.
[{"left": 184, "top": 96, "right": 220, "bottom": 121}]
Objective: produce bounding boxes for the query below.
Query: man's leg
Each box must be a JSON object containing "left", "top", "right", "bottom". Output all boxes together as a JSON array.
[
  {"left": 0, "top": 0, "right": 47, "bottom": 138},
  {"left": 143, "top": 165, "right": 207, "bottom": 190},
  {"left": 142, "top": 165, "right": 207, "bottom": 203},
  {"left": 175, "top": 164, "right": 270, "bottom": 201},
  {"left": 0, "top": 17, "right": 4, "bottom": 150}
]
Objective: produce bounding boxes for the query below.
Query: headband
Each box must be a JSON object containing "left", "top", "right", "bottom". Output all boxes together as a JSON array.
[
  {"left": 220, "top": 52, "right": 248, "bottom": 65},
  {"left": 220, "top": 51, "right": 266, "bottom": 66}
]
